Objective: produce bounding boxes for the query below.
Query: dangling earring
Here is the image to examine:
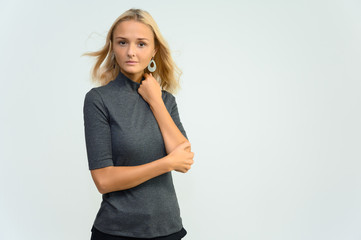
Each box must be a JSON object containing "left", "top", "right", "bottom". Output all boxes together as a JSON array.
[{"left": 147, "top": 57, "right": 156, "bottom": 72}]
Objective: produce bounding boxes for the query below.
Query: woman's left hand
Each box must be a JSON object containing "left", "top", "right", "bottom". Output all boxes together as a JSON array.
[{"left": 138, "top": 72, "right": 162, "bottom": 105}]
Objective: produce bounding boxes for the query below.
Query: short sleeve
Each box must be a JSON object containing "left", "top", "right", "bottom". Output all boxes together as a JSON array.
[
  {"left": 170, "top": 95, "right": 189, "bottom": 140},
  {"left": 83, "top": 89, "right": 114, "bottom": 170}
]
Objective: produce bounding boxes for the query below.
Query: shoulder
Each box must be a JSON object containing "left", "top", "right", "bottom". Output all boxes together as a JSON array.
[
  {"left": 84, "top": 82, "right": 116, "bottom": 103},
  {"left": 161, "top": 89, "right": 176, "bottom": 102},
  {"left": 83, "top": 86, "right": 110, "bottom": 110},
  {"left": 84, "top": 87, "right": 102, "bottom": 103},
  {"left": 161, "top": 90, "right": 177, "bottom": 113},
  {"left": 83, "top": 87, "right": 110, "bottom": 118}
]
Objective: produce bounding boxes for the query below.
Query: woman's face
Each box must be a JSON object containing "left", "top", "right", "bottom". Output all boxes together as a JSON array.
[{"left": 112, "top": 20, "right": 157, "bottom": 81}]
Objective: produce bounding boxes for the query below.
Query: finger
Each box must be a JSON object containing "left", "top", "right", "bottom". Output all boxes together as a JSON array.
[{"left": 182, "top": 141, "right": 191, "bottom": 148}]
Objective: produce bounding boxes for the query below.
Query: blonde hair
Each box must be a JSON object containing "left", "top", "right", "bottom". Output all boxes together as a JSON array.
[{"left": 82, "top": 8, "right": 183, "bottom": 94}]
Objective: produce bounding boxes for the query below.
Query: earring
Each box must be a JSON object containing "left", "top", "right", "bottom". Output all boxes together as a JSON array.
[{"left": 147, "top": 57, "right": 156, "bottom": 72}]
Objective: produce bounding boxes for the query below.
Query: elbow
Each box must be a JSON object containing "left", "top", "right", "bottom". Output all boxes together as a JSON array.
[
  {"left": 98, "top": 182, "right": 107, "bottom": 195},
  {"left": 90, "top": 167, "right": 111, "bottom": 195},
  {"left": 93, "top": 178, "right": 107, "bottom": 194},
  {"left": 98, "top": 176, "right": 112, "bottom": 194}
]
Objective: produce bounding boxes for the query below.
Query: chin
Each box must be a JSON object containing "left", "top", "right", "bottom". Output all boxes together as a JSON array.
[
  {"left": 123, "top": 67, "right": 144, "bottom": 73},
  {"left": 122, "top": 68, "right": 137, "bottom": 73}
]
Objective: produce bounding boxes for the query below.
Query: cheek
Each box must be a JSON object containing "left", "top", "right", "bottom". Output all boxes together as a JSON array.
[
  {"left": 142, "top": 54, "right": 152, "bottom": 62},
  {"left": 114, "top": 52, "right": 125, "bottom": 62}
]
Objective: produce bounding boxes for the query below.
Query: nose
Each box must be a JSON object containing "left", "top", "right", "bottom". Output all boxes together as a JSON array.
[{"left": 127, "top": 43, "right": 136, "bottom": 57}]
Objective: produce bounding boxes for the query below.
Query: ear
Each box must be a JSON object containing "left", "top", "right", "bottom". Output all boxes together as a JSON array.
[{"left": 153, "top": 46, "right": 158, "bottom": 57}]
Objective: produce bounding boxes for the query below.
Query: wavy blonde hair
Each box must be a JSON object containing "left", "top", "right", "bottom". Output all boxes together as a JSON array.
[{"left": 81, "top": 8, "right": 183, "bottom": 94}]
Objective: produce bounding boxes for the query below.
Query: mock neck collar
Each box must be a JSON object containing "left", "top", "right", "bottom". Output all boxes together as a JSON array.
[{"left": 113, "top": 71, "right": 145, "bottom": 93}]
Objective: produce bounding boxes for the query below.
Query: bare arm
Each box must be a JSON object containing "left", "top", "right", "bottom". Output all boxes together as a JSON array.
[
  {"left": 91, "top": 155, "right": 173, "bottom": 194},
  {"left": 149, "top": 98, "right": 188, "bottom": 154}
]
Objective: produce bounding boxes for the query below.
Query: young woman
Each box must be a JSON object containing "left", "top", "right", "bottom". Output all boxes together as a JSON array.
[{"left": 82, "top": 8, "right": 194, "bottom": 240}]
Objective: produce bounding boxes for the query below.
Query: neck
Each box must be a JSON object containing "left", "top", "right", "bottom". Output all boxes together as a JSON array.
[{"left": 121, "top": 70, "right": 143, "bottom": 84}]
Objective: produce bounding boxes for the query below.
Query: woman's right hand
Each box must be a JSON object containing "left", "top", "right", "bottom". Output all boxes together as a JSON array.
[{"left": 168, "top": 141, "right": 194, "bottom": 173}]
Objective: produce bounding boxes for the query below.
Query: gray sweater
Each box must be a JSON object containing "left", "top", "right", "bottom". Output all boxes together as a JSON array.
[{"left": 83, "top": 71, "right": 188, "bottom": 238}]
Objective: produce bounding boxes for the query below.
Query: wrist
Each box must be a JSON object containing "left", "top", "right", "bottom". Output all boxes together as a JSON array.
[
  {"left": 163, "top": 155, "right": 174, "bottom": 172},
  {"left": 149, "top": 98, "right": 165, "bottom": 111}
]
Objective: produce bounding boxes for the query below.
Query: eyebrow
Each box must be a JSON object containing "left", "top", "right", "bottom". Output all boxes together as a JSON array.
[{"left": 115, "top": 37, "right": 149, "bottom": 41}]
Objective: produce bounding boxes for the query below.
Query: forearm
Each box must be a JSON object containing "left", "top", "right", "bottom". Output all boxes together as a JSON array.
[
  {"left": 101, "top": 155, "right": 173, "bottom": 194},
  {"left": 149, "top": 99, "right": 188, "bottom": 154}
]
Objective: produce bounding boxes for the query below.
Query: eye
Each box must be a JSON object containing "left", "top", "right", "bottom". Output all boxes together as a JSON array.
[
  {"left": 118, "top": 41, "right": 126, "bottom": 46},
  {"left": 139, "top": 42, "right": 146, "bottom": 47}
]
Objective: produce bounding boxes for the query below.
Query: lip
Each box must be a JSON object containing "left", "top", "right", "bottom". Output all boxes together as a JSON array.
[{"left": 126, "top": 61, "right": 138, "bottom": 65}]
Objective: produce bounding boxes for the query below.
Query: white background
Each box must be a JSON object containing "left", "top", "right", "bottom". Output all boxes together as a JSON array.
[{"left": 1, "top": 0, "right": 360, "bottom": 239}]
